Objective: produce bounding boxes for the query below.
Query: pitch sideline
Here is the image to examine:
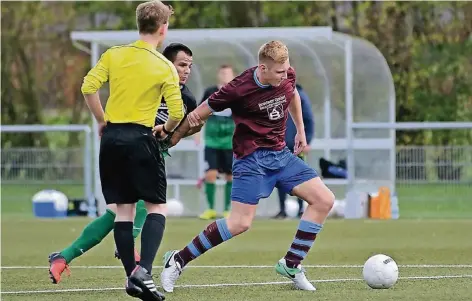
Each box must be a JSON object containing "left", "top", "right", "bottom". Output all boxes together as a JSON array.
[
  {"left": 2, "top": 275, "right": 472, "bottom": 295},
  {"left": 2, "top": 264, "right": 472, "bottom": 269}
]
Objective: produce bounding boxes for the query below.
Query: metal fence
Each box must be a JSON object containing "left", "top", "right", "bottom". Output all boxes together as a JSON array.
[
  {"left": 395, "top": 145, "right": 472, "bottom": 219},
  {"left": 396, "top": 145, "right": 472, "bottom": 184},
  {"left": 1, "top": 147, "right": 85, "bottom": 183},
  {"left": 347, "top": 122, "right": 472, "bottom": 219},
  {"left": 0, "top": 125, "right": 96, "bottom": 217},
  {"left": 2, "top": 145, "right": 470, "bottom": 219}
]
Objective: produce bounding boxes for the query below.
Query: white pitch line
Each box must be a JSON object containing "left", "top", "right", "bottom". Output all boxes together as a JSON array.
[
  {"left": 2, "top": 275, "right": 472, "bottom": 295},
  {"left": 2, "top": 264, "right": 472, "bottom": 269}
]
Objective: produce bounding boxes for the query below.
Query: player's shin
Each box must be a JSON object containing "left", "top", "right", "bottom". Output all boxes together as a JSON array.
[
  {"left": 205, "top": 182, "right": 216, "bottom": 210},
  {"left": 139, "top": 212, "right": 166, "bottom": 273},
  {"left": 176, "top": 218, "right": 233, "bottom": 267},
  {"left": 284, "top": 219, "right": 323, "bottom": 268},
  {"left": 133, "top": 200, "right": 147, "bottom": 239},
  {"left": 60, "top": 208, "right": 116, "bottom": 263},
  {"left": 114, "top": 204, "right": 137, "bottom": 276},
  {"left": 284, "top": 191, "right": 334, "bottom": 268},
  {"left": 114, "top": 221, "right": 136, "bottom": 276}
]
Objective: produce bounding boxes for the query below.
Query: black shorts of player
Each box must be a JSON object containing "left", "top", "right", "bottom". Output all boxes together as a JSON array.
[
  {"left": 204, "top": 147, "right": 233, "bottom": 174},
  {"left": 99, "top": 122, "right": 166, "bottom": 205}
]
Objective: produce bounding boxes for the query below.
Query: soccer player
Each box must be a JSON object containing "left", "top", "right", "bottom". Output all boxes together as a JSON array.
[
  {"left": 155, "top": 43, "right": 197, "bottom": 129},
  {"left": 48, "top": 40, "right": 197, "bottom": 297},
  {"left": 68, "top": 2, "right": 182, "bottom": 300},
  {"left": 196, "top": 65, "right": 235, "bottom": 220},
  {"left": 159, "top": 41, "right": 335, "bottom": 293},
  {"left": 273, "top": 83, "right": 315, "bottom": 219}
]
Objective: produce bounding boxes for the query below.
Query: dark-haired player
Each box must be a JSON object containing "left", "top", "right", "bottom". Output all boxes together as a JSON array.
[
  {"left": 159, "top": 40, "right": 335, "bottom": 292},
  {"left": 156, "top": 43, "right": 197, "bottom": 129}
]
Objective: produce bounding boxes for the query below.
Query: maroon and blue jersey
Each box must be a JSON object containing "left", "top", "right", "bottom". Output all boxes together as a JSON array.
[{"left": 207, "top": 66, "right": 296, "bottom": 159}]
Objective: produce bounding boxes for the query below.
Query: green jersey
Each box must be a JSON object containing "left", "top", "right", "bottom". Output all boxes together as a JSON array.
[{"left": 202, "top": 86, "right": 234, "bottom": 150}]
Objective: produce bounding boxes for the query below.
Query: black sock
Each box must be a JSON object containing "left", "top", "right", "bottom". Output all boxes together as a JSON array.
[
  {"left": 114, "top": 222, "right": 135, "bottom": 276},
  {"left": 139, "top": 213, "right": 166, "bottom": 273}
]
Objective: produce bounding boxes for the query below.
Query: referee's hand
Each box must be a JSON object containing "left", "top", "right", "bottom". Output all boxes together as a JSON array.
[
  {"left": 153, "top": 125, "right": 168, "bottom": 139},
  {"left": 98, "top": 121, "right": 107, "bottom": 137}
]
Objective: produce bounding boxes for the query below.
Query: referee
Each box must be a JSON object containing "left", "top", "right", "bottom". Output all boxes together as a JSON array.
[{"left": 80, "top": 1, "right": 182, "bottom": 300}]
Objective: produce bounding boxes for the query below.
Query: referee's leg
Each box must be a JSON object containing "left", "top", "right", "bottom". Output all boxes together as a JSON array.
[
  {"left": 131, "top": 134, "right": 168, "bottom": 275},
  {"left": 99, "top": 127, "right": 137, "bottom": 278}
]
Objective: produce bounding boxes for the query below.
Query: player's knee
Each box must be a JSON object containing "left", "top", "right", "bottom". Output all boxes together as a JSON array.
[
  {"left": 205, "top": 170, "right": 218, "bottom": 182},
  {"left": 306, "top": 186, "right": 335, "bottom": 213},
  {"left": 145, "top": 202, "right": 167, "bottom": 216},
  {"left": 323, "top": 190, "right": 335, "bottom": 211},
  {"left": 115, "top": 203, "right": 136, "bottom": 221},
  {"left": 315, "top": 189, "right": 335, "bottom": 213}
]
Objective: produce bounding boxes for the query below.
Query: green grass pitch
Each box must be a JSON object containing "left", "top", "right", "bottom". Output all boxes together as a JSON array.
[{"left": 1, "top": 183, "right": 471, "bottom": 300}]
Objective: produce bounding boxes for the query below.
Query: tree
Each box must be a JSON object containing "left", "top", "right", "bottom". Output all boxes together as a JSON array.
[
  {"left": 1, "top": 2, "right": 86, "bottom": 146},
  {"left": 3, "top": 0, "right": 471, "bottom": 150},
  {"left": 1, "top": 2, "right": 87, "bottom": 180}
]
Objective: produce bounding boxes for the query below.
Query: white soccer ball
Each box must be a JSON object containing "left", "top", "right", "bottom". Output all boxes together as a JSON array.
[
  {"left": 363, "top": 254, "right": 399, "bottom": 289},
  {"left": 332, "top": 199, "right": 346, "bottom": 218},
  {"left": 167, "top": 198, "right": 184, "bottom": 217},
  {"left": 284, "top": 197, "right": 299, "bottom": 218}
]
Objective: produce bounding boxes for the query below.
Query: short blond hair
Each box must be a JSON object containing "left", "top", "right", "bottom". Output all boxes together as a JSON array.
[
  {"left": 258, "top": 41, "right": 289, "bottom": 64},
  {"left": 136, "top": 1, "right": 174, "bottom": 34}
]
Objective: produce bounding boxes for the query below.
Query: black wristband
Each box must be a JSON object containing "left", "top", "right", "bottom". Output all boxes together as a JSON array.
[{"left": 162, "top": 125, "right": 172, "bottom": 135}]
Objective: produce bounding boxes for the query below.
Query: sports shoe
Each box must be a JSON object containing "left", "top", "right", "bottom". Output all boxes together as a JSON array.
[
  {"left": 275, "top": 258, "right": 316, "bottom": 291},
  {"left": 115, "top": 248, "right": 141, "bottom": 264},
  {"left": 48, "top": 252, "right": 71, "bottom": 284},
  {"left": 272, "top": 211, "right": 287, "bottom": 219},
  {"left": 125, "top": 277, "right": 144, "bottom": 299},
  {"left": 160, "top": 250, "right": 183, "bottom": 293},
  {"left": 129, "top": 266, "right": 165, "bottom": 301},
  {"left": 199, "top": 209, "right": 217, "bottom": 220}
]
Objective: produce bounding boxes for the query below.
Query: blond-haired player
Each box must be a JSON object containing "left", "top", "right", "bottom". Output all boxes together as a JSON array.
[{"left": 158, "top": 41, "right": 335, "bottom": 292}]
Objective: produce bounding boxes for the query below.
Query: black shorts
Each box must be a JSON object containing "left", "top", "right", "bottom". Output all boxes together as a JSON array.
[
  {"left": 204, "top": 147, "right": 233, "bottom": 174},
  {"left": 99, "top": 123, "right": 166, "bottom": 205}
]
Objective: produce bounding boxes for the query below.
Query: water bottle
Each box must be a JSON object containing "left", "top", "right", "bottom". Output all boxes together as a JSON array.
[{"left": 390, "top": 192, "right": 400, "bottom": 219}]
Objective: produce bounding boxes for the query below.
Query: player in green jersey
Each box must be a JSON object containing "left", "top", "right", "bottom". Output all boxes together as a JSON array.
[{"left": 195, "top": 65, "right": 235, "bottom": 219}]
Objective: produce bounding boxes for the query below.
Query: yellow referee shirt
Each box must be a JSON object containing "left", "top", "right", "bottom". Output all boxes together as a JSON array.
[{"left": 81, "top": 40, "right": 184, "bottom": 128}]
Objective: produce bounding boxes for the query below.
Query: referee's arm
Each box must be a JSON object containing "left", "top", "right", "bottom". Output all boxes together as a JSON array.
[
  {"left": 81, "top": 50, "right": 110, "bottom": 124},
  {"left": 161, "top": 65, "right": 184, "bottom": 132}
]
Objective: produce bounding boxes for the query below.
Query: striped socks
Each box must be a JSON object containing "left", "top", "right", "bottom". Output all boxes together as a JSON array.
[
  {"left": 176, "top": 219, "right": 232, "bottom": 267},
  {"left": 284, "top": 220, "right": 323, "bottom": 268}
]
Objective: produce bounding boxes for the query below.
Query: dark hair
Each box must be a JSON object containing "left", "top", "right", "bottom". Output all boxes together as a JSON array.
[{"left": 163, "top": 43, "right": 193, "bottom": 62}]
